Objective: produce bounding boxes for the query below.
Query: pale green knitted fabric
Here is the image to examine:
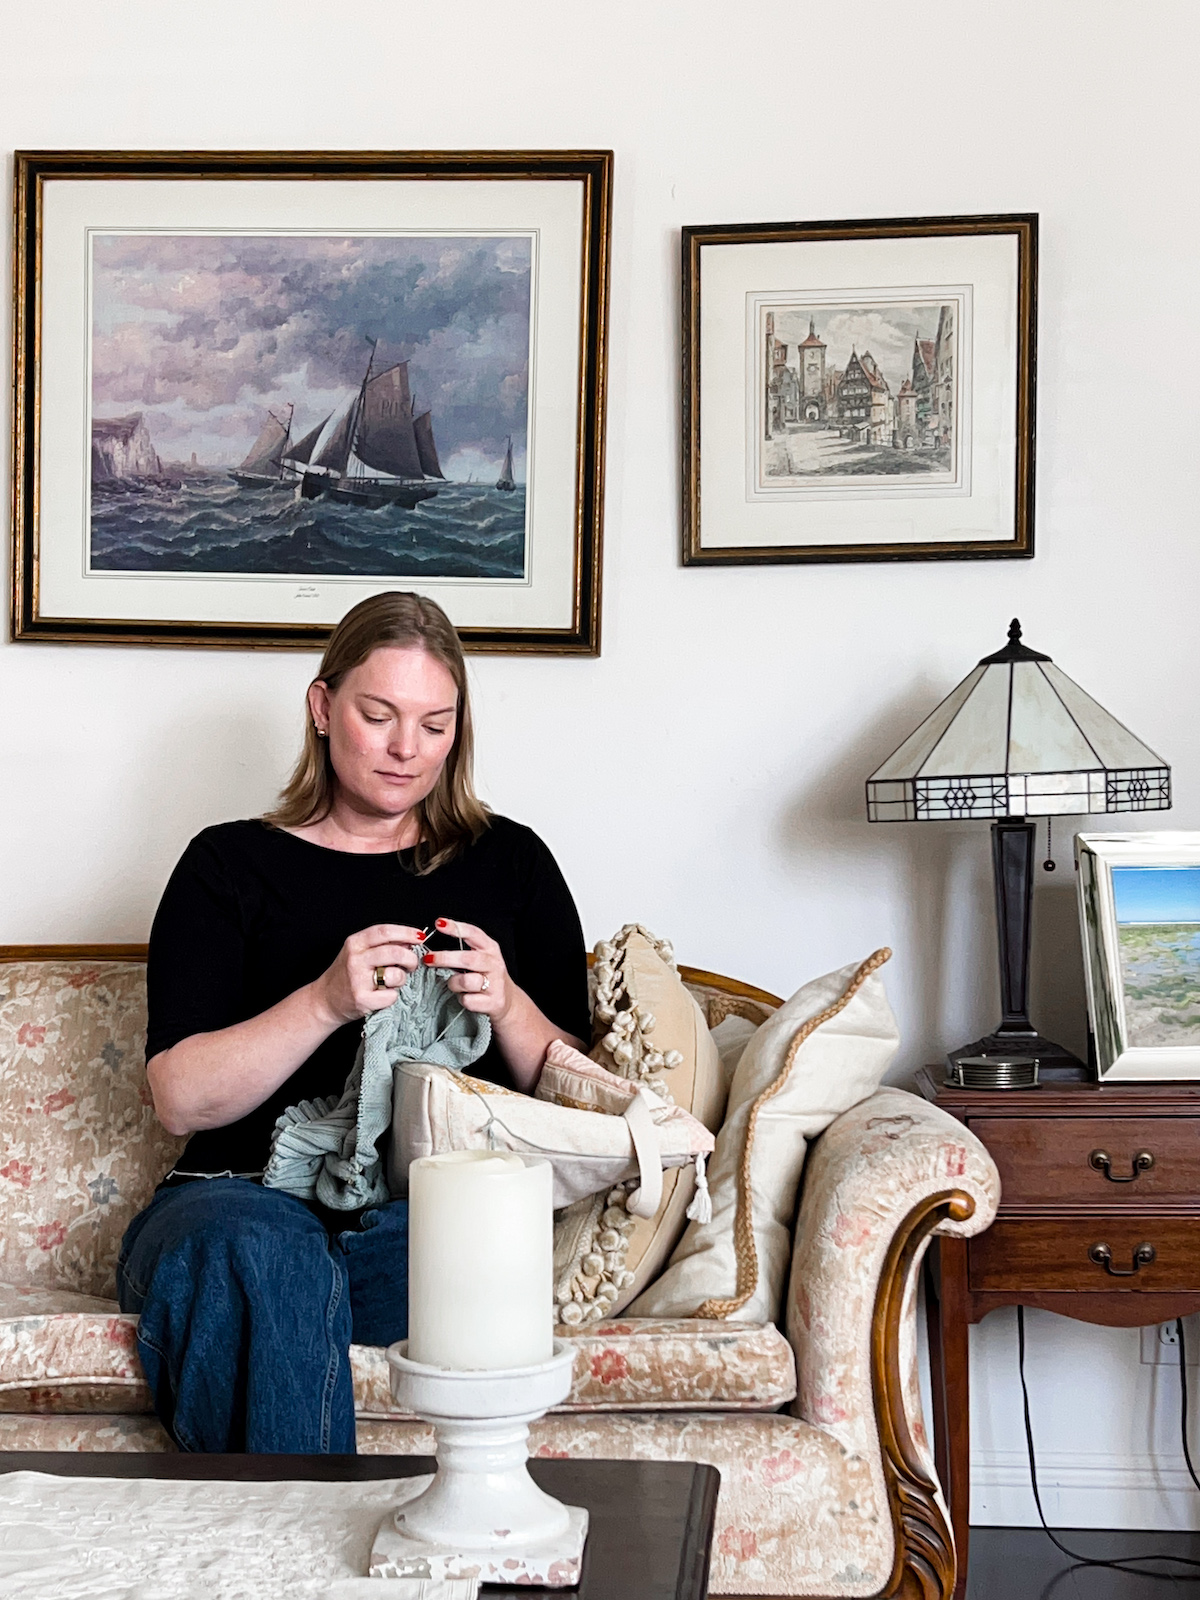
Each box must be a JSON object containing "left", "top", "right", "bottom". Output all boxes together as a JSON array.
[{"left": 262, "top": 965, "right": 491, "bottom": 1210}]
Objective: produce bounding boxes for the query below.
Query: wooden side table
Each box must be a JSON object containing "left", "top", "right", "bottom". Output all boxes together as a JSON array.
[{"left": 917, "top": 1068, "right": 1200, "bottom": 1600}]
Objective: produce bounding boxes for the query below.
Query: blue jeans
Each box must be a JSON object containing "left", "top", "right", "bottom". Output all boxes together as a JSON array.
[{"left": 117, "top": 1179, "right": 408, "bottom": 1454}]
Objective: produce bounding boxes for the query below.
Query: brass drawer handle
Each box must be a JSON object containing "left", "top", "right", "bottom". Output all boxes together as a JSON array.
[
  {"left": 1089, "top": 1149, "right": 1155, "bottom": 1183},
  {"left": 1088, "top": 1241, "right": 1156, "bottom": 1276}
]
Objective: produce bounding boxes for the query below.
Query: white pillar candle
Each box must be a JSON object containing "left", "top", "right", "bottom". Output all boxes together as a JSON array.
[{"left": 407, "top": 1150, "right": 554, "bottom": 1371}]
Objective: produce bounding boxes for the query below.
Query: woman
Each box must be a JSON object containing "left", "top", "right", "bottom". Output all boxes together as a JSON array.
[{"left": 118, "top": 592, "right": 589, "bottom": 1454}]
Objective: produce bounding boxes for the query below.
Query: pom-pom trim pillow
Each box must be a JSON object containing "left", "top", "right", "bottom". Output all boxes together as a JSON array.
[{"left": 552, "top": 925, "right": 724, "bottom": 1326}]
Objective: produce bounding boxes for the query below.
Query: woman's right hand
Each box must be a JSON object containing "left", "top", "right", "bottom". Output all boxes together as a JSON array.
[
  {"left": 151, "top": 923, "right": 429, "bottom": 1136},
  {"left": 312, "top": 924, "right": 426, "bottom": 1025}
]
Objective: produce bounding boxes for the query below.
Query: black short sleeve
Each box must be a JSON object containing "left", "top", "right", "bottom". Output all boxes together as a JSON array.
[
  {"left": 145, "top": 832, "right": 248, "bottom": 1061},
  {"left": 144, "top": 815, "right": 590, "bottom": 1173},
  {"left": 507, "top": 828, "right": 590, "bottom": 1047}
]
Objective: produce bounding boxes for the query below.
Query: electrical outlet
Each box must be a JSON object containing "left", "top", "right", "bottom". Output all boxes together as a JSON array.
[{"left": 1140, "top": 1316, "right": 1200, "bottom": 1365}]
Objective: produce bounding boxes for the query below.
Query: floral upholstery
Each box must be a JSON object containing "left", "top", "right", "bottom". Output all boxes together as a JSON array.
[
  {"left": 787, "top": 1089, "right": 999, "bottom": 1459},
  {"left": 555, "top": 1318, "right": 795, "bottom": 1411},
  {"left": 0, "top": 1286, "right": 145, "bottom": 1414},
  {"left": 0, "top": 1413, "right": 173, "bottom": 1451},
  {"left": 353, "top": 1317, "right": 796, "bottom": 1417},
  {"left": 0, "top": 1280, "right": 795, "bottom": 1418},
  {"left": 0, "top": 954, "right": 1002, "bottom": 1598},
  {"left": 356, "top": 1413, "right": 884, "bottom": 1597},
  {"left": 0, "top": 961, "right": 183, "bottom": 1298},
  {"left": 784, "top": 1087, "right": 1000, "bottom": 1587}
]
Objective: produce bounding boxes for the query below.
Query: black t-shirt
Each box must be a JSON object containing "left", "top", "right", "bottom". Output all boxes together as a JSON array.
[{"left": 146, "top": 816, "right": 589, "bottom": 1177}]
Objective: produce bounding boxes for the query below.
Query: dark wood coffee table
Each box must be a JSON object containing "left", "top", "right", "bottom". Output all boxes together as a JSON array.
[{"left": 0, "top": 1453, "right": 718, "bottom": 1600}]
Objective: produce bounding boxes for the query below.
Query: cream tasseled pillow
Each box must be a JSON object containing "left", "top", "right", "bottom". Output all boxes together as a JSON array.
[
  {"left": 387, "top": 1059, "right": 712, "bottom": 1209},
  {"left": 628, "top": 949, "right": 898, "bottom": 1325},
  {"left": 551, "top": 925, "right": 725, "bottom": 1327}
]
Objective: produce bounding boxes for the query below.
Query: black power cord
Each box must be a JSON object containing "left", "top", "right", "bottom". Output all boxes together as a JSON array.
[
  {"left": 1178, "top": 1317, "right": 1200, "bottom": 1495},
  {"left": 1017, "top": 1304, "right": 1200, "bottom": 1580}
]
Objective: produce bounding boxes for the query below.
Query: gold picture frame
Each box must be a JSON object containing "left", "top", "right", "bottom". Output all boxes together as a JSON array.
[
  {"left": 12, "top": 149, "right": 611, "bottom": 653},
  {"left": 681, "top": 212, "right": 1037, "bottom": 566}
]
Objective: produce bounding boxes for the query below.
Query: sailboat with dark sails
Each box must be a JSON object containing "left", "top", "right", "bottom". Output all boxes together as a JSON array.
[
  {"left": 280, "top": 414, "right": 331, "bottom": 480},
  {"left": 301, "top": 340, "right": 445, "bottom": 509},
  {"left": 495, "top": 436, "right": 516, "bottom": 492},
  {"left": 230, "top": 404, "right": 294, "bottom": 489}
]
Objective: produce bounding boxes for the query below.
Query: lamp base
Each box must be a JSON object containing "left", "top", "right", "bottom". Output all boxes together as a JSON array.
[{"left": 948, "top": 1028, "right": 1090, "bottom": 1082}]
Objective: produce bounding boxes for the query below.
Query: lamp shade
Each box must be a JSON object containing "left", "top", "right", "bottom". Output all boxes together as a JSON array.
[{"left": 866, "top": 620, "right": 1170, "bottom": 822}]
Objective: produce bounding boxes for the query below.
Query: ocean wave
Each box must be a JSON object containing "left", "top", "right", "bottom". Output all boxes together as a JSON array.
[{"left": 90, "top": 478, "right": 527, "bottom": 579}]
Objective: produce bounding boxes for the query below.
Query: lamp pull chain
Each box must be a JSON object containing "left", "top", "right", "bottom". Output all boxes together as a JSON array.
[{"left": 1043, "top": 817, "right": 1056, "bottom": 873}]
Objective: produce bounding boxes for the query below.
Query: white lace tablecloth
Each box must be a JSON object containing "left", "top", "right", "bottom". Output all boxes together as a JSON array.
[{"left": 0, "top": 1470, "right": 425, "bottom": 1599}]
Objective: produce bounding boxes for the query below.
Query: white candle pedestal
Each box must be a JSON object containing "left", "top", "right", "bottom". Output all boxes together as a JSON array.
[{"left": 369, "top": 1341, "right": 588, "bottom": 1587}]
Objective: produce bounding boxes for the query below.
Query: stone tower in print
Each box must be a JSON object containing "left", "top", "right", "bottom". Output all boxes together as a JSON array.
[{"left": 797, "top": 318, "right": 827, "bottom": 421}]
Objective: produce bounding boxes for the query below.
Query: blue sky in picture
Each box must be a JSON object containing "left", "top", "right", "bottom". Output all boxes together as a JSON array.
[{"left": 1112, "top": 865, "right": 1200, "bottom": 924}]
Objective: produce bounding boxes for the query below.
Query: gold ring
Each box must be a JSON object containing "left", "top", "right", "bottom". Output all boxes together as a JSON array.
[{"left": 373, "top": 966, "right": 389, "bottom": 990}]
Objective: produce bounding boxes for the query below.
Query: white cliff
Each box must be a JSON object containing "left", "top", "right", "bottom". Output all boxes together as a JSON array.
[{"left": 91, "top": 413, "right": 161, "bottom": 481}]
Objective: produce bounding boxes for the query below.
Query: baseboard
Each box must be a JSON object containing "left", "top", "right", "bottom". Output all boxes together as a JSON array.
[{"left": 972, "top": 1449, "right": 1200, "bottom": 1530}]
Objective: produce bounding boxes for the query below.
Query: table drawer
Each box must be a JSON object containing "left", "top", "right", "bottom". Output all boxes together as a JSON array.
[
  {"left": 970, "top": 1215, "right": 1200, "bottom": 1292},
  {"left": 970, "top": 1116, "right": 1200, "bottom": 1204}
]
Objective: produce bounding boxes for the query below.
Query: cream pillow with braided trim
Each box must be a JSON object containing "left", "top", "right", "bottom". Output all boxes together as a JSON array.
[{"left": 628, "top": 949, "right": 897, "bottom": 1325}]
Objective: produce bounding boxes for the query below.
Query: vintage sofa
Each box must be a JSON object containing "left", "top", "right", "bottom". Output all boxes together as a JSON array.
[{"left": 0, "top": 947, "right": 999, "bottom": 1598}]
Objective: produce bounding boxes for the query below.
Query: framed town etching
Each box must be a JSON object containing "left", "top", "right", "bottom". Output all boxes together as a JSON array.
[
  {"left": 681, "top": 214, "right": 1037, "bottom": 565},
  {"left": 12, "top": 150, "right": 611, "bottom": 653}
]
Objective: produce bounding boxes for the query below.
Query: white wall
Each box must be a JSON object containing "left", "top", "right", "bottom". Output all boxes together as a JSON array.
[{"left": 3, "top": 0, "right": 1199, "bottom": 1528}]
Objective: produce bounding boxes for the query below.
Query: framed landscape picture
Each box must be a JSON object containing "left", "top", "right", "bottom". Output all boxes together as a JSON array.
[
  {"left": 681, "top": 213, "right": 1037, "bottom": 565},
  {"left": 1077, "top": 833, "right": 1200, "bottom": 1081},
  {"left": 11, "top": 149, "right": 611, "bottom": 653}
]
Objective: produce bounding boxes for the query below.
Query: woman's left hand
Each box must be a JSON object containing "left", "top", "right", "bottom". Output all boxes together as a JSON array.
[{"left": 422, "top": 918, "right": 511, "bottom": 1018}]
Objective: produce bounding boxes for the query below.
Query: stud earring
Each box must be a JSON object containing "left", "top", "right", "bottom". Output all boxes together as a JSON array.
[{"left": 314, "top": 724, "right": 328, "bottom": 738}]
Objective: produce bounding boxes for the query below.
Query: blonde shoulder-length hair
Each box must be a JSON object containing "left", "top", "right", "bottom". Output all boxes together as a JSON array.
[{"left": 264, "top": 592, "right": 490, "bottom": 874}]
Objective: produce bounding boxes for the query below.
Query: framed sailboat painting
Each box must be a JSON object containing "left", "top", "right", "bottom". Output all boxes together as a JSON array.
[{"left": 12, "top": 150, "right": 611, "bottom": 654}]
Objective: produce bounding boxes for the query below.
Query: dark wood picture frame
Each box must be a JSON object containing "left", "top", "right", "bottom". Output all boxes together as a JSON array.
[
  {"left": 11, "top": 149, "right": 611, "bottom": 654},
  {"left": 681, "top": 212, "right": 1038, "bottom": 567}
]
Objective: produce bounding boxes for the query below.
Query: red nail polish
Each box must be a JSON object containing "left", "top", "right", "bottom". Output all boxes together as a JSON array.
[
  {"left": 436, "top": 918, "right": 448, "bottom": 928},
  {"left": 423, "top": 953, "right": 435, "bottom": 965}
]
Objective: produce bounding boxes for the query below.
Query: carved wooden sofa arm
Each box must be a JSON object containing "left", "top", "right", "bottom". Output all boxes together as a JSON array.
[{"left": 786, "top": 1087, "right": 1000, "bottom": 1599}]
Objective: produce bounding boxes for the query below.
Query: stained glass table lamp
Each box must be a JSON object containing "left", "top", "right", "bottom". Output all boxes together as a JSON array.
[{"left": 866, "top": 619, "right": 1170, "bottom": 1075}]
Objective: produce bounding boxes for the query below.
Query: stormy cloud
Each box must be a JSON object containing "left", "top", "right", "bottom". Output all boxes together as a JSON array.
[{"left": 91, "top": 234, "right": 532, "bottom": 477}]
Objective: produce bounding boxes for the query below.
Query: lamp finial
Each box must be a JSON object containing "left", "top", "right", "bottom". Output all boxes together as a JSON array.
[{"left": 978, "top": 618, "right": 1051, "bottom": 666}]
